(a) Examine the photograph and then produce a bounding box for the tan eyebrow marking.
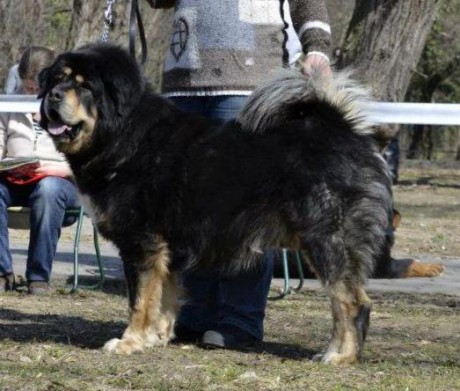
[75,74,85,84]
[62,66,72,76]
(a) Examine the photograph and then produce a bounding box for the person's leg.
[0,180,15,290]
[26,177,80,285]
[169,95,274,346]
[213,252,274,341]
[176,270,219,334]
[200,95,275,346]
[167,96,220,339]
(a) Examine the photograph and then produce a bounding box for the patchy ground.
[0,160,459,390]
[392,160,460,259]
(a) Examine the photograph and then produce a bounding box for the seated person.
[0,46,80,295]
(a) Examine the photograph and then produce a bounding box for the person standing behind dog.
[149,0,332,348]
[0,46,80,295]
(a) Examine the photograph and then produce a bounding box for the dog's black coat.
[39,43,393,281]
[39,43,393,361]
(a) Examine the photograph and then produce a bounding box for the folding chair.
[7,206,104,292]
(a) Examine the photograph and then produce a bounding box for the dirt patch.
[1,161,459,390]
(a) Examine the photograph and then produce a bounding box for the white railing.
[362,102,460,125]
[1,95,460,125]
[0,95,41,113]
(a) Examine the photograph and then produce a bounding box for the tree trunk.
[342,0,443,101]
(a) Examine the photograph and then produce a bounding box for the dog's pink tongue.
[48,122,71,136]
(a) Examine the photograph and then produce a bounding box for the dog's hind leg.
[318,281,371,365]
[302,242,371,365]
[103,238,180,355]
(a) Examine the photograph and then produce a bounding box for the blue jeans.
[169,95,274,341]
[0,176,80,282]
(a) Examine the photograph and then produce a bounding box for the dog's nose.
[48,86,65,103]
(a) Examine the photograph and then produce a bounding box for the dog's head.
[39,43,144,155]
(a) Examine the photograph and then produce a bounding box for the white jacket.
[0,112,69,169]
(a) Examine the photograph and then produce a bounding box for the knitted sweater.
[162,0,331,96]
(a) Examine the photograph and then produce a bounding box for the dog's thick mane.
[238,68,373,136]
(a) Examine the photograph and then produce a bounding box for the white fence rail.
[362,102,460,126]
[1,95,460,125]
[0,95,41,113]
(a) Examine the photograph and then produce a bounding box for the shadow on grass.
[172,339,317,361]
[255,341,316,360]
[0,306,318,361]
[0,307,125,349]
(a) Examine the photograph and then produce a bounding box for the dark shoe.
[172,323,203,343]
[200,325,259,349]
[0,273,15,292]
[28,281,51,295]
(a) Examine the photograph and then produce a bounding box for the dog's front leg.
[104,240,180,355]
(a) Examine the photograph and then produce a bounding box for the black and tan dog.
[39,43,394,365]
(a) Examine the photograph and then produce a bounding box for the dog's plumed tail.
[238,68,373,135]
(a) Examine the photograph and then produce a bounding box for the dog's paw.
[316,352,358,365]
[103,337,143,355]
[406,260,444,278]
[312,352,326,362]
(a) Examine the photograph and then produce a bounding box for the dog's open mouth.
[48,121,72,136]
[47,119,82,140]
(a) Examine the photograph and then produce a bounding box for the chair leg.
[292,251,305,292]
[268,249,305,300]
[70,209,105,293]
[91,225,105,290]
[70,208,85,293]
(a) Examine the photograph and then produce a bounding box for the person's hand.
[34,162,72,178]
[302,53,332,78]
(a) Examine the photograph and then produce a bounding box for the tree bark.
[342,0,444,101]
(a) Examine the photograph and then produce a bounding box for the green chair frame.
[268,249,305,300]
[7,206,105,293]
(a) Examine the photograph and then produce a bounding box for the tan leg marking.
[104,241,180,354]
[316,281,371,365]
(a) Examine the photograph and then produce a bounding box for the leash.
[129,0,148,67]
[102,0,148,67]
[102,0,115,43]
